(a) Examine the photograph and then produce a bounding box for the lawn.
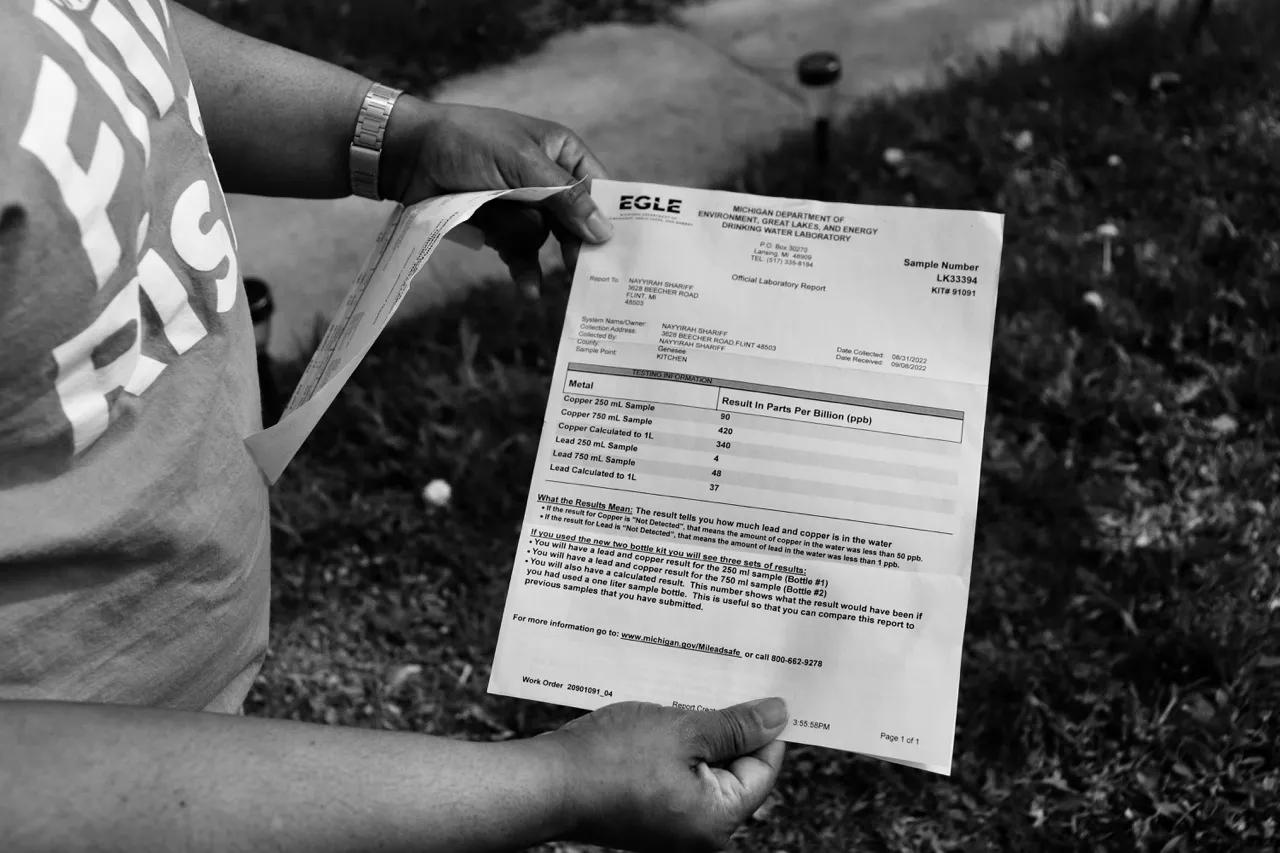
[184,0,697,91]
[249,1,1279,850]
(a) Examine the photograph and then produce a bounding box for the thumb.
[693,697,789,763]
[544,179,613,245]
[522,156,613,245]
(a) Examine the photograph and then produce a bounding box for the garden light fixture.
[244,277,282,425]
[1095,222,1120,277]
[796,50,842,170]
[796,50,842,199]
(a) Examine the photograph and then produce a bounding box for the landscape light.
[244,277,281,425]
[796,50,843,172]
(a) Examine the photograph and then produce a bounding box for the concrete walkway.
[230,0,1131,360]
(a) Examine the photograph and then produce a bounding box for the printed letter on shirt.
[19,57,124,289]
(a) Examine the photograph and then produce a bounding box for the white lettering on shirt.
[33,0,151,161]
[138,248,208,354]
[19,57,124,289]
[27,0,238,456]
[91,0,175,115]
[171,180,239,313]
[121,0,169,58]
[51,279,144,453]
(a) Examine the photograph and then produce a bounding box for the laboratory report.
[489,179,1005,774]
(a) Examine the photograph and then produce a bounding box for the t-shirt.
[0,0,270,713]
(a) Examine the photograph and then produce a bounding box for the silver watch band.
[349,82,404,200]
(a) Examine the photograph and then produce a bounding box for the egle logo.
[619,194,683,214]
[613,193,690,227]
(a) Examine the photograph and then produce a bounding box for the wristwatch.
[349,82,404,200]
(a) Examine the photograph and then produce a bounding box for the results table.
[548,363,966,535]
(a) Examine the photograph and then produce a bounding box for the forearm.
[174,4,419,199]
[1,700,570,853]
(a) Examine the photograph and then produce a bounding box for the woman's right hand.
[543,697,789,852]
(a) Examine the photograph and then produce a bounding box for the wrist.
[527,729,600,843]
[378,93,437,203]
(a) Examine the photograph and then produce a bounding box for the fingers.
[470,202,550,300]
[696,740,785,843]
[504,253,543,301]
[506,121,612,247]
[519,132,612,245]
[548,218,582,282]
[444,223,485,251]
[544,179,613,245]
[726,740,786,809]
[560,238,581,278]
[692,697,789,764]
[550,130,609,181]
[522,166,604,276]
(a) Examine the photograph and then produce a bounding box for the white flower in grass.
[422,478,453,508]
[1210,414,1238,437]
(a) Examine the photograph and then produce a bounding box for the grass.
[185,0,697,91]
[249,1,1279,849]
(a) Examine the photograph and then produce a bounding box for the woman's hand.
[542,698,789,852]
[382,100,615,296]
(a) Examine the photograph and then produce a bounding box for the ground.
[246,2,1278,850]
[184,0,698,90]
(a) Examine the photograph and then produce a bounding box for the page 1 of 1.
[488,180,1004,774]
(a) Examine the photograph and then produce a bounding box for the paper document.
[489,180,1004,773]
[244,186,568,483]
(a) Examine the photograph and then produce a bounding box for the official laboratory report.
[489,180,1005,774]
